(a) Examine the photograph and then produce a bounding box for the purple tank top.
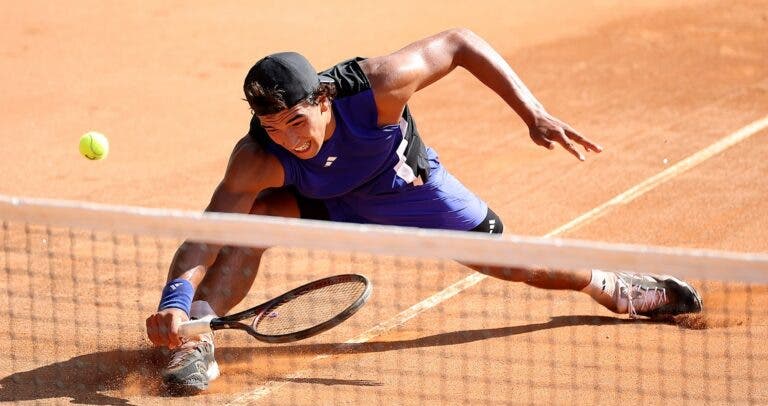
[266,89,417,199]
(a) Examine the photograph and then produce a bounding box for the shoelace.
[617,273,668,318]
[167,341,204,369]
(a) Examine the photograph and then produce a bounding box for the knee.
[470,207,504,234]
[218,245,264,261]
[249,199,272,216]
[249,187,301,217]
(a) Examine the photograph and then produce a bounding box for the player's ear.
[318,95,330,112]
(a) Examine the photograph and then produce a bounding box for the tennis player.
[145,28,702,393]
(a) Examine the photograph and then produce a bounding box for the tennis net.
[1,194,766,405]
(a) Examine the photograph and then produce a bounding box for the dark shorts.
[288,150,504,235]
[293,188,503,235]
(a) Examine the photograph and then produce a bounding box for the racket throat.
[179,315,216,337]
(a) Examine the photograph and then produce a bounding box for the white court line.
[228,114,768,405]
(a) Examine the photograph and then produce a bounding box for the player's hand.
[146,308,189,349]
[528,112,602,161]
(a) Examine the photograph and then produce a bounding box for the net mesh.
[1,196,767,405]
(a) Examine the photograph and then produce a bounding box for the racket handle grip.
[178,315,215,337]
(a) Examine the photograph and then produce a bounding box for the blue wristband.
[158,278,194,316]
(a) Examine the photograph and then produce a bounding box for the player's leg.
[351,147,701,318]
[464,205,702,317]
[457,207,596,297]
[194,186,328,316]
[470,261,702,317]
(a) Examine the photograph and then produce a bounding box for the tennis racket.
[178,274,372,343]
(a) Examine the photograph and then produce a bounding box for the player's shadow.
[238,314,651,358]
[0,348,166,405]
[0,315,649,404]
[272,377,383,386]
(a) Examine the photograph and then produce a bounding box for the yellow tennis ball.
[79,131,109,160]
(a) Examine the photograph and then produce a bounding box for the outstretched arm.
[360,28,602,160]
[146,138,284,348]
[168,139,284,287]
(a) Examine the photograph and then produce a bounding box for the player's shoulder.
[227,135,279,174]
[231,133,280,161]
[354,56,387,83]
[222,134,284,191]
[354,52,410,95]
[230,134,261,158]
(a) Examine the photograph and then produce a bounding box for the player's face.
[258,97,333,159]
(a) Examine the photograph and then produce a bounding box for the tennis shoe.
[161,333,219,394]
[613,272,703,318]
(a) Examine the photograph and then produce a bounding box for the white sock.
[190,300,217,319]
[581,269,617,301]
[189,300,217,343]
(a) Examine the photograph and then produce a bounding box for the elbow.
[444,27,476,47]
[443,28,479,66]
[446,27,476,39]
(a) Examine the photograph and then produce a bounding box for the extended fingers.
[549,128,586,161]
[531,122,602,161]
[565,126,603,153]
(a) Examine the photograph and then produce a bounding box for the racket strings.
[253,280,367,335]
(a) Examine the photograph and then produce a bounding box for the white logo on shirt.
[324,156,337,167]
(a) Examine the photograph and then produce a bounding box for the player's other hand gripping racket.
[179,274,372,343]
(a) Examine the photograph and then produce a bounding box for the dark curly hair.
[244,81,337,115]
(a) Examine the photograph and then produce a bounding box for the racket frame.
[179,274,372,343]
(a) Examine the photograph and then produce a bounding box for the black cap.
[244,52,331,115]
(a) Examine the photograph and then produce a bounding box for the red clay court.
[1,1,767,404]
